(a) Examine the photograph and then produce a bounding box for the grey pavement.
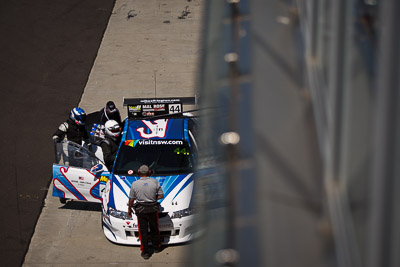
[80,0,203,114]
[23,0,203,266]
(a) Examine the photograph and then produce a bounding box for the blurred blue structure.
[189,0,400,267]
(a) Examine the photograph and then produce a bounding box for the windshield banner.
[124,139,184,147]
[126,118,185,140]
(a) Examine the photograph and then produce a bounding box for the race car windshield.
[113,140,194,175]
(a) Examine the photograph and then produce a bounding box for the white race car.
[52,98,198,245]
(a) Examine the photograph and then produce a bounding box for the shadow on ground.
[59,200,102,212]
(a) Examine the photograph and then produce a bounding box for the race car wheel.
[59,197,67,204]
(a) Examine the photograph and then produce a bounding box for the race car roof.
[124,118,187,140]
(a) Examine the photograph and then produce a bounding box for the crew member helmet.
[70,107,86,125]
[105,120,121,138]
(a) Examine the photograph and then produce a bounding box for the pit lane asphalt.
[0,1,115,266]
[19,0,203,266]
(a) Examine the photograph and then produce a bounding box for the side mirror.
[90,164,104,174]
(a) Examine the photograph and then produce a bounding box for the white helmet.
[105,120,121,138]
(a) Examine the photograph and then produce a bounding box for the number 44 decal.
[174,147,189,155]
[169,104,181,114]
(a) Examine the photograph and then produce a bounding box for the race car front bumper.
[102,211,195,245]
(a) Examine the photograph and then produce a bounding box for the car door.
[52,141,110,203]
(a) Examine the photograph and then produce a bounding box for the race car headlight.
[109,207,130,220]
[170,207,195,219]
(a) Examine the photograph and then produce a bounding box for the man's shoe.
[141,252,150,260]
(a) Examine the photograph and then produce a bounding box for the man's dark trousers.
[137,212,161,253]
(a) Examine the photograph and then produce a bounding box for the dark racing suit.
[52,118,90,167]
[100,136,120,171]
[86,108,122,129]
[98,107,122,125]
[53,118,89,145]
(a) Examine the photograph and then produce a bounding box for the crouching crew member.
[100,120,121,171]
[128,165,164,260]
[52,107,89,145]
[52,107,91,168]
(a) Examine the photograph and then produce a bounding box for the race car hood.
[105,173,193,213]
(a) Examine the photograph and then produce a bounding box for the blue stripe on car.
[184,118,189,142]
[172,175,193,201]
[102,220,117,240]
[161,175,187,197]
[112,174,189,201]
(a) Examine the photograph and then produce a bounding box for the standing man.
[128,165,164,260]
[100,101,122,125]
[86,101,122,129]
[86,101,122,145]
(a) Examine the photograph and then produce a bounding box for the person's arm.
[128,185,136,218]
[82,126,92,150]
[100,141,113,167]
[128,198,134,218]
[116,111,122,125]
[53,122,67,141]
[157,183,164,200]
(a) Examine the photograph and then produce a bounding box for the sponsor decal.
[100,176,109,182]
[71,177,91,187]
[142,111,154,116]
[141,99,180,104]
[124,139,183,146]
[125,222,138,228]
[137,119,168,138]
[154,104,165,111]
[142,104,153,110]
[135,139,184,145]
[125,140,138,147]
[128,105,141,112]
[142,104,166,111]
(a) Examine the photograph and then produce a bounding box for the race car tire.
[59,197,67,204]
